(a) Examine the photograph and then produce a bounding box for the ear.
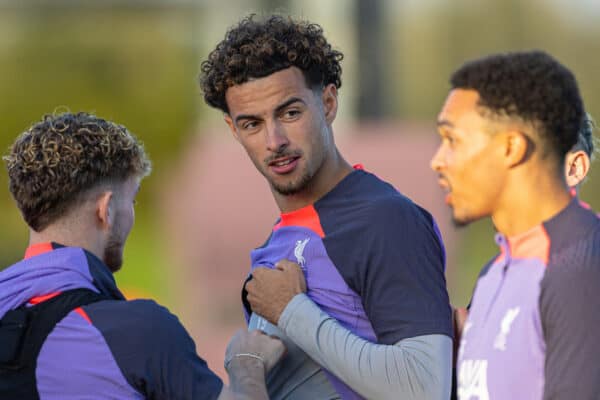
[321,84,338,125]
[96,190,114,231]
[502,130,529,168]
[565,150,590,188]
[224,113,241,143]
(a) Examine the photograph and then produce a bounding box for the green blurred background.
[1,0,598,312]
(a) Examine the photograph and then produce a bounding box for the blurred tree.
[259,0,291,13]
[355,0,386,120]
[0,5,202,300]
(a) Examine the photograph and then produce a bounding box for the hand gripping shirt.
[243,168,453,399]
[457,200,600,400]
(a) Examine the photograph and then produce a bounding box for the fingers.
[275,259,301,271]
[251,266,273,278]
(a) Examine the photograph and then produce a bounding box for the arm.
[217,358,267,400]
[89,300,284,400]
[279,293,452,400]
[247,261,451,400]
[218,329,286,400]
[247,199,453,399]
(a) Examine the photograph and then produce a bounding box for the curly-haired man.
[200,15,453,400]
[431,51,600,399]
[0,112,285,399]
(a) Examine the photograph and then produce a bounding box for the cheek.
[239,137,265,163]
[119,207,135,238]
[461,152,504,202]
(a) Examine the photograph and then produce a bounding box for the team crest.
[294,238,310,268]
[494,307,520,351]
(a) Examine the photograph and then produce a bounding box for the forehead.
[224,67,312,117]
[438,89,481,122]
[437,89,498,139]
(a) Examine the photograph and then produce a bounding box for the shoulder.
[85,299,191,349]
[543,222,600,283]
[84,299,223,398]
[330,170,434,230]
[540,222,600,320]
[478,253,502,279]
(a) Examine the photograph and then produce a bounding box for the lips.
[437,176,452,205]
[268,155,300,174]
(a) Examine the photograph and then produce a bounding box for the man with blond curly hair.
[200,15,453,400]
[0,112,285,399]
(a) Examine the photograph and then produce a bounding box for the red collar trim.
[24,242,55,260]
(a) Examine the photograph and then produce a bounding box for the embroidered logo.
[458,359,490,400]
[458,321,473,360]
[493,306,521,351]
[294,238,310,268]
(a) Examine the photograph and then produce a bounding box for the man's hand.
[219,329,285,400]
[225,329,286,374]
[246,259,307,325]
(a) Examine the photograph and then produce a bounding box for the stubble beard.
[104,226,124,273]
[270,165,314,196]
[263,149,317,196]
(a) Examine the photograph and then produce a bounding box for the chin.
[271,174,312,196]
[452,207,489,227]
[451,208,475,227]
[452,216,472,228]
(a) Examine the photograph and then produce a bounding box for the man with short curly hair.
[200,15,453,400]
[431,51,600,399]
[0,112,285,399]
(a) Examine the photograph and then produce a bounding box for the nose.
[265,121,289,153]
[430,145,445,172]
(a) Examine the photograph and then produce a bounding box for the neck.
[29,222,105,263]
[491,165,571,237]
[274,149,353,213]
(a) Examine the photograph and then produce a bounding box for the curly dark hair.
[3,112,152,232]
[450,50,584,159]
[199,14,344,113]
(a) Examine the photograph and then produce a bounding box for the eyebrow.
[274,97,306,114]
[234,97,306,125]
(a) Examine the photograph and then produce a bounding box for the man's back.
[0,244,223,399]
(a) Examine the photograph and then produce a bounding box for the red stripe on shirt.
[74,307,92,324]
[275,205,325,238]
[24,242,54,259]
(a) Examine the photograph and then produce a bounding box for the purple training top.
[458,200,600,399]
[0,243,222,399]
[244,168,453,399]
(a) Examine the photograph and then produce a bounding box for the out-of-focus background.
[1,0,598,379]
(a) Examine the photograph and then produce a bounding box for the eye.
[282,108,302,120]
[441,133,456,146]
[242,120,259,130]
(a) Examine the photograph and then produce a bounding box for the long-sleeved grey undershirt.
[279,294,452,400]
